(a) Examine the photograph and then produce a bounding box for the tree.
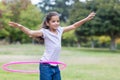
[69,0,95,47]
[62,30,78,47]
[1,0,43,43]
[37,0,74,22]
[1,0,32,43]
[69,0,120,50]
[0,2,11,39]
[96,0,120,50]
[19,4,43,43]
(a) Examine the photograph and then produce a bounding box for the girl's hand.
[9,22,22,28]
[85,12,96,21]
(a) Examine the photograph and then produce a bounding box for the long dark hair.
[42,11,60,29]
[35,11,60,43]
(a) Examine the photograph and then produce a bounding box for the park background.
[0,0,120,80]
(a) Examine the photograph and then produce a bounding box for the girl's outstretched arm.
[9,22,43,37]
[63,12,96,32]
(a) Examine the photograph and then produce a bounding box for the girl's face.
[47,15,60,30]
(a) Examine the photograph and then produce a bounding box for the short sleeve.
[39,28,45,38]
[58,26,64,34]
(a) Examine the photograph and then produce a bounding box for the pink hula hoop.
[2,61,67,74]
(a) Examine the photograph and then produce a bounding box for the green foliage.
[69,0,94,46]
[93,0,120,50]
[1,0,120,50]
[19,4,44,43]
[0,2,11,38]
[37,0,73,22]
[20,5,43,29]
[99,36,111,44]
[96,0,120,37]
[0,1,44,43]
[69,0,120,50]
[62,30,77,46]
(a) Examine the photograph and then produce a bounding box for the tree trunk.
[91,40,95,48]
[77,41,81,47]
[110,37,116,50]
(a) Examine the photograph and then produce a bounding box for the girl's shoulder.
[57,26,64,33]
[57,26,62,30]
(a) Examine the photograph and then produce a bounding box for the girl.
[9,11,96,80]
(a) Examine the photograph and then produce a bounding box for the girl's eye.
[57,20,60,22]
[51,20,59,23]
[52,21,55,22]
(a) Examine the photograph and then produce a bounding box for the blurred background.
[0,0,120,80]
[0,0,120,50]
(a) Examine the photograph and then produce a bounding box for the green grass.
[0,44,120,80]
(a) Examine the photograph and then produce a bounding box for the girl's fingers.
[9,22,18,27]
[89,12,96,18]
[86,12,96,21]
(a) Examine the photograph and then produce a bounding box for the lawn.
[0,44,120,80]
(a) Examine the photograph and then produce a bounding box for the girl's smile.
[47,15,60,31]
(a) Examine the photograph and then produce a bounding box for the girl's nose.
[55,22,59,25]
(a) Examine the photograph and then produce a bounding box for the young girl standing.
[9,11,95,80]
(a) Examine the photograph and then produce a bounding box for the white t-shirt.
[40,26,64,62]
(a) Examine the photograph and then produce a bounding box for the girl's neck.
[49,28,57,34]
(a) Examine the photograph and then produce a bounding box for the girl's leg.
[52,66,61,80]
[39,63,61,80]
[39,63,52,80]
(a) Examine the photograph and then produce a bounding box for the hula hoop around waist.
[2,61,67,74]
